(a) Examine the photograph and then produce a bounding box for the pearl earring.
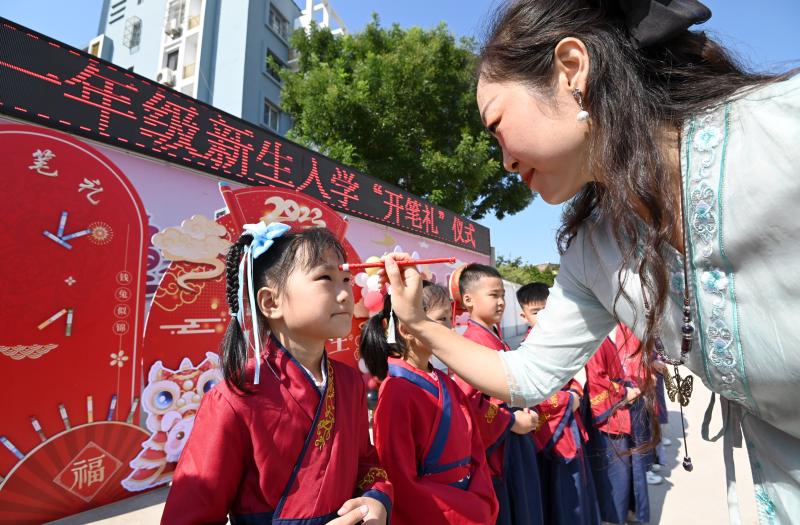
[572,88,589,122]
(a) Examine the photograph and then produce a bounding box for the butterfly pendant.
[664,366,693,407]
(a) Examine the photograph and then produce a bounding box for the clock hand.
[43,230,72,250]
[38,308,68,330]
[57,210,68,238]
[65,308,74,336]
[61,228,93,242]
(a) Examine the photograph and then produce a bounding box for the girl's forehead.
[295,243,345,271]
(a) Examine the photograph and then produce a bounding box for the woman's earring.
[572,88,590,122]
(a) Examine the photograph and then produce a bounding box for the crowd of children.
[161,223,673,525]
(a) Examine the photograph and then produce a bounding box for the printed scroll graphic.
[122,353,221,492]
[151,214,231,292]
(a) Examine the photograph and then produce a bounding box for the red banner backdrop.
[0,125,148,523]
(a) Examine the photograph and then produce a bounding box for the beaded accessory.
[651,163,696,472]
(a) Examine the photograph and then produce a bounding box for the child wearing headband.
[162,223,392,525]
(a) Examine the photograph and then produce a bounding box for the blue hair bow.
[243,221,291,260]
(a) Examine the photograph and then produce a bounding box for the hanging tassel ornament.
[386,311,397,345]
[665,364,695,471]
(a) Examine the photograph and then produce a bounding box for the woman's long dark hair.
[360,282,450,379]
[478,0,795,447]
[222,227,346,393]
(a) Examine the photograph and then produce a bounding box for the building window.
[268,4,290,41]
[263,99,281,132]
[123,16,142,51]
[265,50,284,82]
[166,0,185,23]
[166,50,179,70]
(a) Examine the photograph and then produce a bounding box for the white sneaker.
[646,471,664,485]
[661,437,673,446]
[650,463,662,473]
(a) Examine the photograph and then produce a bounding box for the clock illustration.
[0,123,149,523]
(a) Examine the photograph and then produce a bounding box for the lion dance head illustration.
[122,352,222,491]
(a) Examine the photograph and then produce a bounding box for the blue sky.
[2,0,797,263]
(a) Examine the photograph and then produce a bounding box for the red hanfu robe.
[161,335,393,525]
[533,379,588,459]
[456,320,515,477]
[373,358,498,525]
[585,334,631,435]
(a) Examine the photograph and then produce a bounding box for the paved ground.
[644,378,757,524]
[48,369,758,525]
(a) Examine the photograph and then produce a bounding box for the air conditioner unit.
[165,18,182,38]
[156,68,176,86]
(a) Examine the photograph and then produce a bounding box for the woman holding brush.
[380,0,800,522]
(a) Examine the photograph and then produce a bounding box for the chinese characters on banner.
[0,17,489,254]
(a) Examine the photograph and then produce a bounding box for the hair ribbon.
[235,221,290,384]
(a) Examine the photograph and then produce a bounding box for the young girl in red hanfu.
[361,282,498,525]
[162,223,392,525]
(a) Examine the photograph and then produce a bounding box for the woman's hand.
[380,253,427,329]
[332,496,387,524]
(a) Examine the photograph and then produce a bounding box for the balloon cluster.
[353,256,387,315]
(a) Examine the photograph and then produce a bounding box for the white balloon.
[366,274,382,292]
[354,272,369,288]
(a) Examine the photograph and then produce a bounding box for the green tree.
[278,16,533,220]
[495,255,558,287]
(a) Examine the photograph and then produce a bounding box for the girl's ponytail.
[359,294,403,380]
[221,234,254,393]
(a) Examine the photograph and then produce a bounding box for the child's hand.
[511,408,538,434]
[626,387,642,404]
[571,393,581,412]
[332,496,387,525]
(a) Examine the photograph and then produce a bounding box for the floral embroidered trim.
[754,487,777,525]
[485,403,498,424]
[590,391,609,406]
[358,467,389,490]
[685,107,750,407]
[314,359,335,449]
